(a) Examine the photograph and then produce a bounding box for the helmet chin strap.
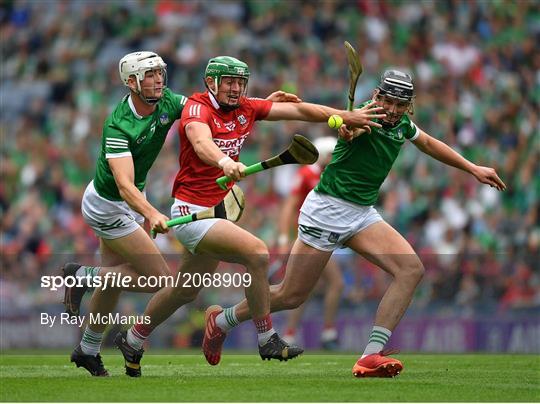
[382,120,399,128]
[382,114,402,126]
[137,92,160,105]
[208,82,241,111]
[219,101,241,112]
[135,80,160,105]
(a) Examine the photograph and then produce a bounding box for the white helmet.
[119,51,167,88]
[313,136,336,161]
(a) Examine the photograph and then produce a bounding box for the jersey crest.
[160,113,170,125]
[237,114,247,126]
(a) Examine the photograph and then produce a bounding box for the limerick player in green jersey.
[64,51,188,377]
[64,52,310,378]
[204,69,506,378]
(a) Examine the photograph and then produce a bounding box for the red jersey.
[173,91,272,206]
[291,164,322,212]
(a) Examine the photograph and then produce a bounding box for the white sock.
[80,327,103,356]
[126,328,145,350]
[361,326,392,358]
[215,306,240,332]
[257,328,276,346]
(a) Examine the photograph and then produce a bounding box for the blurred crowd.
[1,0,539,322]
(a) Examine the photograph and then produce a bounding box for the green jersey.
[94,88,187,201]
[316,101,419,206]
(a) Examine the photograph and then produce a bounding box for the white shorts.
[170,198,221,254]
[298,190,383,251]
[81,181,144,240]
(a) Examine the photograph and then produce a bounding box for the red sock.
[253,314,273,334]
[132,322,153,339]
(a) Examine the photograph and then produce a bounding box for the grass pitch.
[1,350,538,402]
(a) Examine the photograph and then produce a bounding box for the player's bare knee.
[152,264,170,278]
[397,258,425,285]
[285,294,306,310]
[171,286,200,304]
[242,240,269,271]
[281,290,307,310]
[145,285,163,293]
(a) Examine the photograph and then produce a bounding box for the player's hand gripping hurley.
[151,185,245,238]
[216,134,319,190]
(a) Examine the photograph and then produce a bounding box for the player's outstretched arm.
[265,100,385,128]
[412,130,506,191]
[468,165,507,191]
[266,90,302,103]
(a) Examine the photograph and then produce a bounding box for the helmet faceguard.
[119,51,167,105]
[375,69,415,125]
[205,56,250,111]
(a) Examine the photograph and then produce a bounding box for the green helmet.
[205,56,250,86]
[205,56,250,108]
